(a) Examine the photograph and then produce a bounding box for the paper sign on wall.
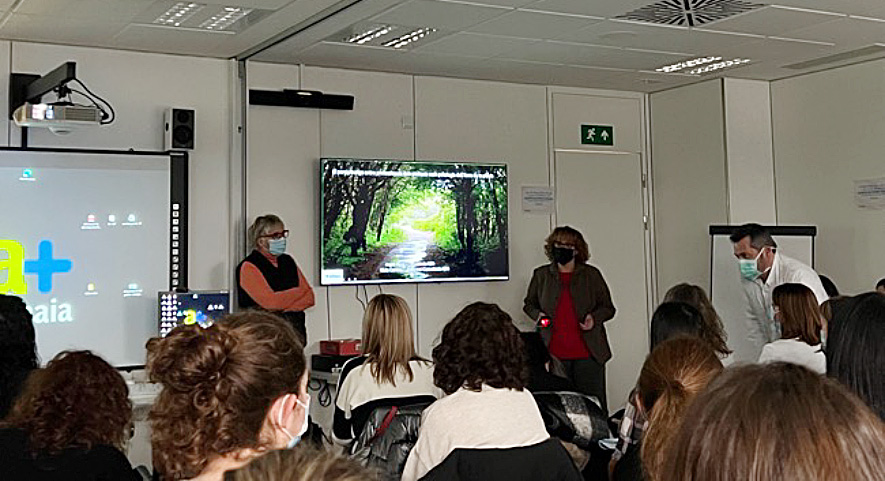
[522,186,554,214]
[854,178,885,210]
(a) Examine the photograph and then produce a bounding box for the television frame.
[319,158,510,286]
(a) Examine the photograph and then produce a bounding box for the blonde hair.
[639,337,723,481]
[247,215,284,250]
[362,294,420,386]
[224,446,378,481]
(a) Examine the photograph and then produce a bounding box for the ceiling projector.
[13,102,102,134]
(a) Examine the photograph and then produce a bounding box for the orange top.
[238,255,315,312]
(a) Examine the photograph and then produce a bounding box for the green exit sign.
[581,125,614,146]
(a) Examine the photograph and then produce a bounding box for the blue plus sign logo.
[23,241,73,293]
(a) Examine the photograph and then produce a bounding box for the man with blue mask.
[237,214,315,343]
[730,223,828,359]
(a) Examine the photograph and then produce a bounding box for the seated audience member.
[0,350,140,480]
[665,363,885,480]
[827,292,885,420]
[611,301,704,468]
[877,278,885,294]
[521,331,575,393]
[0,294,38,420]
[612,338,723,481]
[662,284,731,358]
[224,446,378,481]
[333,294,437,445]
[402,302,581,481]
[758,283,825,374]
[148,311,309,481]
[819,274,840,298]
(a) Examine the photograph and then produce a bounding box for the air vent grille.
[616,0,765,27]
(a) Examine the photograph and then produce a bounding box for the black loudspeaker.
[164,108,195,150]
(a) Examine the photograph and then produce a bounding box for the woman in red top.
[524,226,616,411]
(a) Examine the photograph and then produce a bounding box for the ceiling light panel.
[137,2,271,33]
[655,56,722,72]
[688,57,751,74]
[329,23,443,50]
[154,2,206,27]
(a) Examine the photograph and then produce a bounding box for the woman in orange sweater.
[237,214,315,343]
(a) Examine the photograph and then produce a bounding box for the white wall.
[771,59,885,294]
[7,42,233,290]
[650,80,728,293]
[723,78,777,224]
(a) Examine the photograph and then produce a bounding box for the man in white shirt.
[730,224,828,358]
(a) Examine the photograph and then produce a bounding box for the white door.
[555,151,650,408]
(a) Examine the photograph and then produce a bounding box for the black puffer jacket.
[350,402,432,481]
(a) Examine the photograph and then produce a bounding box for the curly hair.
[0,295,39,417]
[148,310,306,480]
[432,302,527,395]
[5,350,131,455]
[544,226,590,264]
[224,446,378,481]
[663,284,731,356]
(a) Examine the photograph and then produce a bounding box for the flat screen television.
[320,159,508,285]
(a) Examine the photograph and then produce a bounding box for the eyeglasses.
[262,230,289,240]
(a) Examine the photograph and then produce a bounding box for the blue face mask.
[738,248,766,281]
[267,238,287,256]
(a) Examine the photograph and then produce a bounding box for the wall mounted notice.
[522,185,554,214]
[854,177,885,210]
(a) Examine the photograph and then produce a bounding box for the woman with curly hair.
[0,294,39,420]
[0,350,139,480]
[148,310,308,481]
[402,302,581,481]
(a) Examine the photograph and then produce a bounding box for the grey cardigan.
[523,262,616,363]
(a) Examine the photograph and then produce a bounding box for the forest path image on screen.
[321,160,508,284]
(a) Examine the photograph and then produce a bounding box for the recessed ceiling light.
[688,58,751,75]
[655,56,722,73]
[199,6,253,31]
[344,25,397,44]
[382,27,437,49]
[153,2,205,26]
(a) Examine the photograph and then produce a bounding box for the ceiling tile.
[778,16,885,46]
[15,0,151,19]
[702,5,843,36]
[593,48,690,70]
[714,36,838,64]
[769,0,885,19]
[495,40,615,65]
[455,0,536,9]
[371,0,509,31]
[111,23,226,56]
[559,19,760,55]
[414,32,539,57]
[200,0,294,8]
[521,0,652,19]
[468,10,600,39]
[0,14,128,45]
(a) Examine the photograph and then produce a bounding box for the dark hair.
[728,223,777,250]
[819,275,840,298]
[665,363,885,481]
[5,350,132,455]
[225,446,378,481]
[650,302,703,350]
[877,278,885,290]
[433,302,527,395]
[663,284,731,356]
[638,338,723,481]
[0,294,38,419]
[148,311,307,480]
[827,293,885,420]
[772,283,822,345]
[521,331,551,369]
[544,226,590,264]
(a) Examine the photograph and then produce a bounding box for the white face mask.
[277,394,310,449]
